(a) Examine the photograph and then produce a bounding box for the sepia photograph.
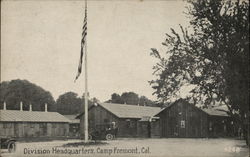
[0,0,249,157]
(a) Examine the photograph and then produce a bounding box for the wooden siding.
[207,116,231,137]
[69,123,80,137]
[137,121,149,137]
[151,120,160,137]
[80,105,157,138]
[80,105,119,137]
[159,100,208,138]
[0,122,69,138]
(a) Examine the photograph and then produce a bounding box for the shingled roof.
[0,110,70,123]
[201,108,229,117]
[63,114,80,124]
[99,103,161,119]
[76,103,161,119]
[155,99,229,117]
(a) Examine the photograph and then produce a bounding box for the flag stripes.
[75,8,87,82]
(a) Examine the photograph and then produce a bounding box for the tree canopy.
[56,92,96,115]
[106,92,155,106]
[56,92,82,115]
[0,79,56,111]
[150,0,249,143]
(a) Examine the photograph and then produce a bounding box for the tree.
[138,96,154,107]
[107,92,155,106]
[121,92,139,105]
[110,93,123,104]
[56,92,82,115]
[0,79,56,111]
[150,0,249,144]
[56,92,96,115]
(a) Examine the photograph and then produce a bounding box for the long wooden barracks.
[77,103,162,138]
[1,99,231,139]
[0,102,70,139]
[77,99,231,138]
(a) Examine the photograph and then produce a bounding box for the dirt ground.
[1,138,249,157]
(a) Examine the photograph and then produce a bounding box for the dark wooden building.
[77,103,161,138]
[155,99,231,138]
[0,104,70,139]
[63,114,80,137]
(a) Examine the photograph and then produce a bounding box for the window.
[126,119,131,128]
[30,123,35,128]
[52,123,56,128]
[104,119,109,123]
[39,123,46,128]
[130,121,136,128]
[209,121,213,131]
[180,120,185,128]
[126,119,135,128]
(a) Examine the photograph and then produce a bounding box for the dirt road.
[1,138,248,157]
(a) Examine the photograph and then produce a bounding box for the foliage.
[109,93,123,104]
[56,92,82,115]
[107,92,155,106]
[120,92,140,105]
[0,79,56,111]
[150,0,249,144]
[56,92,95,115]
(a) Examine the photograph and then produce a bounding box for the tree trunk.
[243,124,249,145]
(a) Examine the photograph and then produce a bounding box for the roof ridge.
[97,102,161,119]
[0,109,70,123]
[101,102,161,108]
[0,110,59,113]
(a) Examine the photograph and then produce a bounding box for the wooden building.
[155,99,231,138]
[77,103,161,138]
[0,103,70,139]
[63,114,80,137]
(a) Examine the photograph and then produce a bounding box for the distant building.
[77,103,161,138]
[63,115,80,137]
[155,99,232,138]
[0,102,70,139]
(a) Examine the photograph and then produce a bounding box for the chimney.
[29,104,32,111]
[45,103,47,112]
[20,101,23,111]
[3,102,7,110]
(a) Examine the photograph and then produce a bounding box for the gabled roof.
[201,108,229,117]
[76,103,161,119]
[99,103,161,119]
[63,115,80,124]
[0,110,70,123]
[155,99,229,117]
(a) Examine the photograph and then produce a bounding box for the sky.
[1,0,190,102]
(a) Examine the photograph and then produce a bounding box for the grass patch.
[62,141,108,147]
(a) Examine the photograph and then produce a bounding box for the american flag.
[75,7,87,82]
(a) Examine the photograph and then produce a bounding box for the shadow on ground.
[62,141,108,147]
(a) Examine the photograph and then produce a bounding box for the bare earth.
[1,138,249,157]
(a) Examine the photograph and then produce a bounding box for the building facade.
[155,99,232,138]
[63,115,80,137]
[77,103,161,138]
[0,103,70,139]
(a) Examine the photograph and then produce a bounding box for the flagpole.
[84,0,88,143]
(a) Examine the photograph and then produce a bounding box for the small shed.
[155,99,231,138]
[77,103,161,138]
[0,107,70,138]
